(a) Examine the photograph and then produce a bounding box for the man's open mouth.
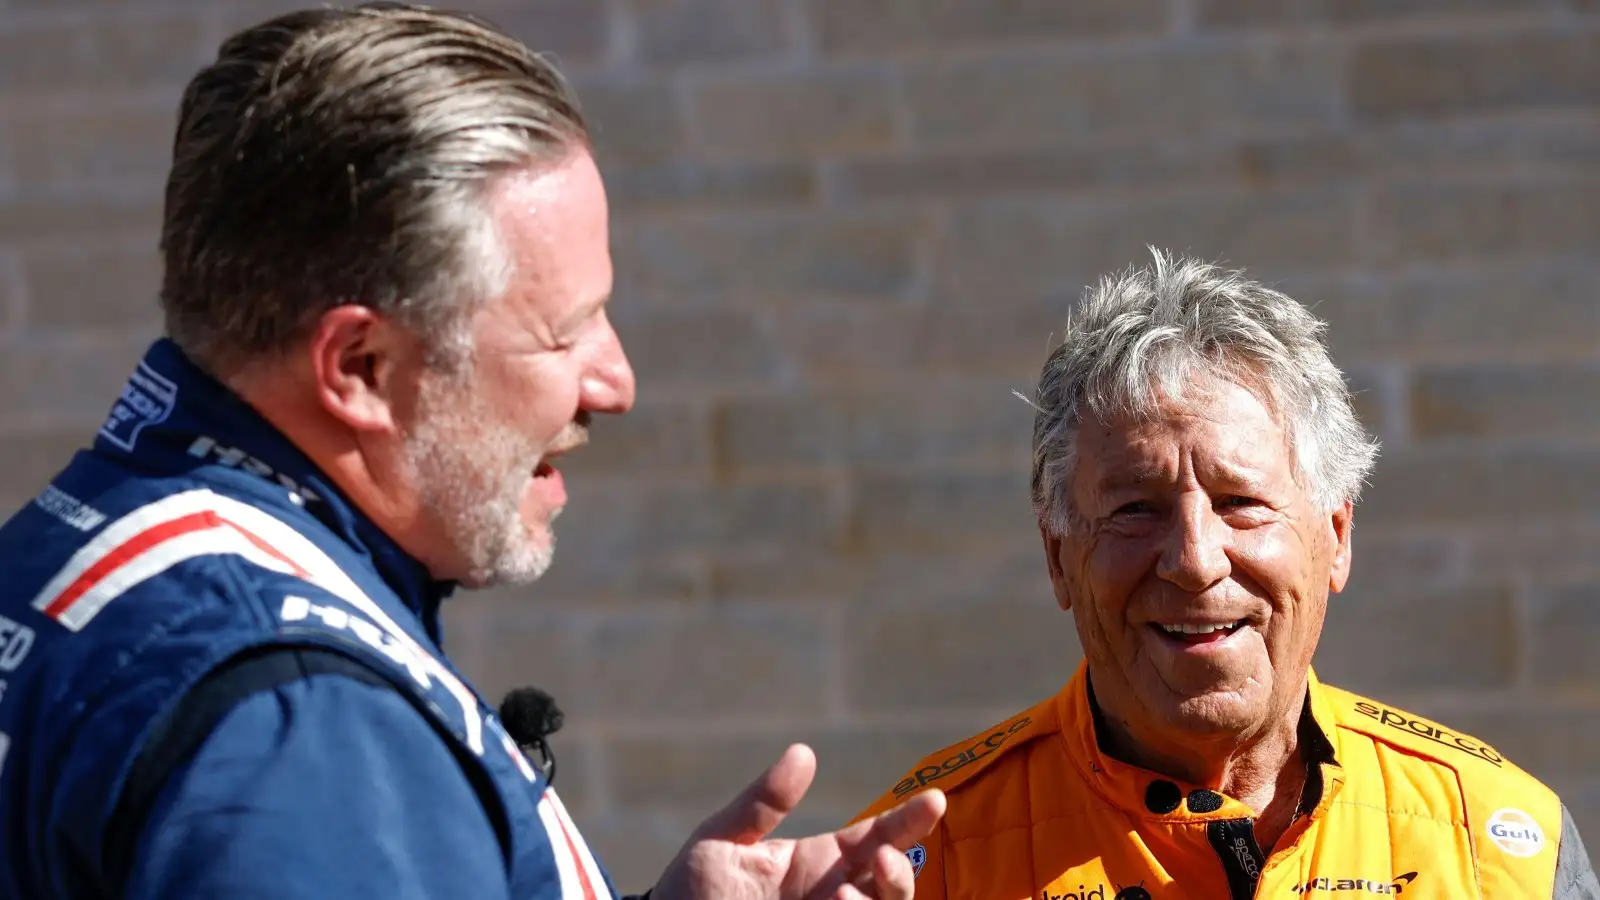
[1153,621,1245,645]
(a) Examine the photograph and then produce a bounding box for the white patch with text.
[1486,807,1546,858]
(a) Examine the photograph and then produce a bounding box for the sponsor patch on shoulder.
[906,843,926,877]
[1486,807,1546,858]
[99,361,177,451]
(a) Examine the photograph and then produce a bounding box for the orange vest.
[851,664,1562,899]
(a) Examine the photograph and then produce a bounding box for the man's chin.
[455,526,555,590]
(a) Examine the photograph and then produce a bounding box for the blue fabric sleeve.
[121,673,511,900]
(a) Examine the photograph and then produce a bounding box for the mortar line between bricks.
[1169,0,1197,36]
[1205,11,1593,43]
[559,709,1040,740]
[823,600,848,725]
[1510,581,1535,692]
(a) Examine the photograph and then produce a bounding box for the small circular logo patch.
[1486,807,1546,858]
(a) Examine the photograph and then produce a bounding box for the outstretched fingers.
[694,744,819,845]
[837,789,947,861]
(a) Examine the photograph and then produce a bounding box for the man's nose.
[581,317,636,415]
[1155,494,1230,593]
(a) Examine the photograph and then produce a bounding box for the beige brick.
[0,333,155,427]
[710,544,859,602]
[1342,366,1390,445]
[853,468,1036,552]
[1411,364,1600,442]
[1199,0,1558,27]
[562,478,849,563]
[687,67,899,161]
[627,0,792,66]
[449,607,599,721]
[1361,448,1600,528]
[909,291,1075,380]
[715,542,1050,607]
[613,211,929,303]
[903,42,1340,149]
[465,0,614,67]
[607,723,977,819]
[571,77,686,163]
[772,303,920,383]
[0,195,161,250]
[613,307,782,388]
[1526,584,1600,692]
[1462,520,1600,585]
[586,606,832,720]
[1314,265,1600,365]
[577,814,694,894]
[215,0,613,66]
[831,119,1600,205]
[608,733,796,813]
[1352,31,1600,122]
[1313,586,1515,695]
[0,428,98,513]
[0,13,211,93]
[486,478,850,603]
[843,592,1079,715]
[4,100,176,190]
[1368,179,1600,267]
[1445,701,1600,778]
[607,161,817,214]
[827,143,1238,205]
[555,398,712,480]
[22,244,163,331]
[1343,527,1463,594]
[808,0,1169,57]
[0,256,21,331]
[852,543,1053,606]
[1355,118,1600,179]
[932,190,1358,301]
[712,380,1032,475]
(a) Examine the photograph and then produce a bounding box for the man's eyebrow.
[1095,467,1169,492]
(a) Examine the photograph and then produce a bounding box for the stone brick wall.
[3,0,1599,887]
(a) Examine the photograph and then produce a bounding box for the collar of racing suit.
[1057,661,1346,831]
[96,339,457,641]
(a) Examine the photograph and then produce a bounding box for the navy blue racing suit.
[0,339,620,900]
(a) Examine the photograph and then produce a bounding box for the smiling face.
[395,149,635,588]
[1042,371,1352,749]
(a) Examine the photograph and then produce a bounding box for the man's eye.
[1113,501,1154,517]
[1218,495,1261,509]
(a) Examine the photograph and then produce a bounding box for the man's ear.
[1040,521,1073,612]
[1327,500,1354,594]
[307,305,411,434]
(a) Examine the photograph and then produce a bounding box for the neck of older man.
[1095,675,1311,852]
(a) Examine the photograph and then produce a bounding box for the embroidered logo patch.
[99,361,177,451]
[905,843,926,877]
[1486,807,1546,858]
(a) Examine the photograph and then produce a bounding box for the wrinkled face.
[401,149,634,588]
[1043,372,1352,746]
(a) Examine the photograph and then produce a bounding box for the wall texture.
[3,0,1600,889]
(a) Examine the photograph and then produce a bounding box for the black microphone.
[498,686,563,784]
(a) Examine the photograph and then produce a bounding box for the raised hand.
[650,744,946,900]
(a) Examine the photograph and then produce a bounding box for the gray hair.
[1029,249,1379,535]
[159,3,589,375]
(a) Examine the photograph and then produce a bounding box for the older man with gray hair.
[852,251,1596,899]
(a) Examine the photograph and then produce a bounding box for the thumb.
[693,743,816,845]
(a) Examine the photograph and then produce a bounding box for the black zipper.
[1207,818,1266,900]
